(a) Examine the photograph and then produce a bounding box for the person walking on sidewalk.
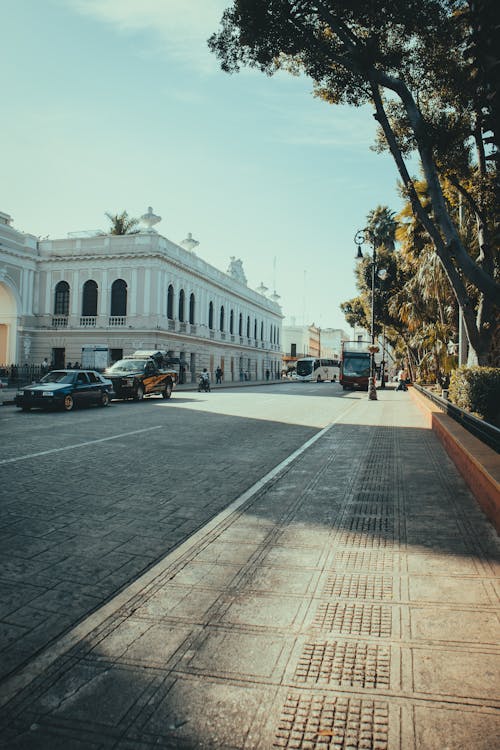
[396,368,408,391]
[215,366,223,384]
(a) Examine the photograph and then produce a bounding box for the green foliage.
[448,366,500,425]
[209,0,500,364]
[105,211,140,235]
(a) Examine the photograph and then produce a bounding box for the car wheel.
[134,384,144,401]
[100,391,110,407]
[162,382,172,399]
[63,394,74,411]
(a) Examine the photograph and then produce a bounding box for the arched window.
[254,318,257,339]
[260,321,264,341]
[189,293,195,324]
[179,289,185,322]
[54,281,70,315]
[208,301,214,329]
[229,309,234,334]
[246,315,250,338]
[167,285,174,319]
[82,280,98,316]
[219,305,225,332]
[111,279,127,316]
[239,313,243,336]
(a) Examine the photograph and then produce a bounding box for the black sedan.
[15,370,114,412]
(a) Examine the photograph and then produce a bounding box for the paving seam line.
[0,398,360,708]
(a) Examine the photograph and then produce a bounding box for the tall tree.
[209,0,500,364]
[105,211,140,235]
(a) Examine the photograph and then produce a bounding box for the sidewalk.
[1,390,499,748]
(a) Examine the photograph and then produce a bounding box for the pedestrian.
[215,366,223,384]
[73,361,80,369]
[66,362,72,369]
[41,357,49,373]
[265,369,270,381]
[396,368,408,391]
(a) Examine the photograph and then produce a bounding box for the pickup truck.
[104,350,178,400]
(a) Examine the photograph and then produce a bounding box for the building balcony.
[109,316,126,327]
[80,316,97,327]
[52,316,68,328]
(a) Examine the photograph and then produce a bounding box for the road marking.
[0,399,358,705]
[0,426,162,465]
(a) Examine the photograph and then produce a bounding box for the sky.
[2,0,408,331]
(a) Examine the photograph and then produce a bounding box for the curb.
[409,386,500,533]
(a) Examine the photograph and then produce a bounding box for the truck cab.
[105,350,177,400]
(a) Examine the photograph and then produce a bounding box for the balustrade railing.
[80,316,97,327]
[108,316,126,327]
[52,316,68,328]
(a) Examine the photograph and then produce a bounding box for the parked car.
[0,369,8,389]
[14,370,114,412]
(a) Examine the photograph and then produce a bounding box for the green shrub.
[448,366,500,425]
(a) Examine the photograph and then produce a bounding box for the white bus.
[294,357,340,382]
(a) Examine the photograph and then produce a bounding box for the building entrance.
[0,282,18,364]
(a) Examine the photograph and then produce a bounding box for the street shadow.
[2,412,498,750]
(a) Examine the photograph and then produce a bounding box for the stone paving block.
[407,575,494,604]
[404,552,481,577]
[21,660,158,729]
[168,561,242,589]
[260,545,326,569]
[244,566,320,596]
[130,584,221,621]
[183,628,289,680]
[220,593,308,631]
[88,617,195,669]
[409,606,499,643]
[192,540,257,565]
[126,676,274,749]
[412,705,500,750]
[410,648,500,701]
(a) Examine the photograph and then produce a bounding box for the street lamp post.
[354,230,387,401]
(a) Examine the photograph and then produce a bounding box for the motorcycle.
[198,377,210,393]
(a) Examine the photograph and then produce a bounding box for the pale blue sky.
[2,0,407,330]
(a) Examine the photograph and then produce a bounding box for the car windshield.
[40,371,76,384]
[107,359,147,372]
[296,360,314,376]
[343,356,370,377]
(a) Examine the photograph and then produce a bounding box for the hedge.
[448,366,500,425]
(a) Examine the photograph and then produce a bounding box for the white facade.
[0,211,283,381]
[319,328,348,359]
[282,323,320,359]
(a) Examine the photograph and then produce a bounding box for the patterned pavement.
[0,391,499,748]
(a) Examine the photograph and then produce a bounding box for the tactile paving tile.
[293,641,391,689]
[331,551,395,572]
[344,503,395,516]
[333,532,396,549]
[311,602,392,637]
[347,517,394,534]
[321,573,393,600]
[273,693,389,749]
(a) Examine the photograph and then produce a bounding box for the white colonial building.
[0,209,283,381]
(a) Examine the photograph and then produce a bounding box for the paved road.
[0,381,352,681]
[1,384,499,749]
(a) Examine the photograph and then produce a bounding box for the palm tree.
[366,206,397,251]
[105,211,140,235]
